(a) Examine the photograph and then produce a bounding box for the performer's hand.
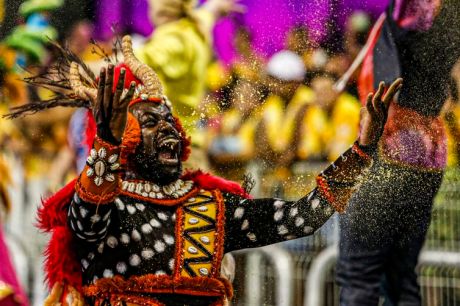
[93,65,136,144]
[358,78,403,147]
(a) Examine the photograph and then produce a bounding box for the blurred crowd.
[0,1,378,195]
[1,0,460,305]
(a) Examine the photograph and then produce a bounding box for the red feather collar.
[37,170,249,290]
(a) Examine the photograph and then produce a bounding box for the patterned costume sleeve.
[224,142,373,252]
[75,136,121,204]
[70,136,122,242]
[68,193,113,243]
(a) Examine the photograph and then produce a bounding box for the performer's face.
[129,102,182,184]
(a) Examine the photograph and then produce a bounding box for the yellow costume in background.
[258,85,314,154]
[297,92,361,161]
[137,9,214,146]
[207,108,262,160]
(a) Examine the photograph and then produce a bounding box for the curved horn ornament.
[69,62,97,103]
[122,35,164,98]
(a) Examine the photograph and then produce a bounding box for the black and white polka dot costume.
[69,187,335,284]
[66,140,372,305]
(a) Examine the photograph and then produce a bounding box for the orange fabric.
[76,136,121,204]
[173,206,185,278]
[120,113,142,166]
[83,274,232,305]
[316,176,336,208]
[351,142,371,160]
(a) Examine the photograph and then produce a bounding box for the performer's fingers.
[372,81,385,114]
[44,283,64,306]
[104,64,115,117]
[383,78,403,108]
[121,81,136,107]
[95,68,106,120]
[113,68,126,110]
[366,93,376,116]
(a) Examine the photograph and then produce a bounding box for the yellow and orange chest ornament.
[119,180,226,279]
[82,182,232,305]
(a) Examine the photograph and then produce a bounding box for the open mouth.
[157,137,180,166]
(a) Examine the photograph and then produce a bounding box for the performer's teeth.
[122,181,129,190]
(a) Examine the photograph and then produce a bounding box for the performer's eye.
[166,115,175,124]
[140,115,158,127]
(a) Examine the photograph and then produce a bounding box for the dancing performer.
[336,0,460,305]
[6,36,401,306]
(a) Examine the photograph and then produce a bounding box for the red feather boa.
[37,171,249,290]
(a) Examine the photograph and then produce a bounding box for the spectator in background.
[206,76,266,180]
[255,50,314,170]
[286,25,328,72]
[344,11,371,61]
[340,11,372,98]
[232,26,266,83]
[136,0,244,169]
[295,72,361,163]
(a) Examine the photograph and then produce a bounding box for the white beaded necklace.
[121,179,194,199]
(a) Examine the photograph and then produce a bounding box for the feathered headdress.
[5,35,191,161]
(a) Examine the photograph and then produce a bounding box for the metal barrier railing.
[231,166,460,306]
[304,246,460,306]
[234,245,294,306]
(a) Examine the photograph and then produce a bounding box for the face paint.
[129,102,183,184]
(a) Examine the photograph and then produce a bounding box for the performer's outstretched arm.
[224,79,403,252]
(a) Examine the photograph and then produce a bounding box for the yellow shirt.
[297,93,361,161]
[137,10,214,146]
[206,108,262,160]
[258,85,315,153]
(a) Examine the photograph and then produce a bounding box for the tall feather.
[3,40,98,119]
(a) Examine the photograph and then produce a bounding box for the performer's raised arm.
[224,79,403,252]
[69,64,136,241]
